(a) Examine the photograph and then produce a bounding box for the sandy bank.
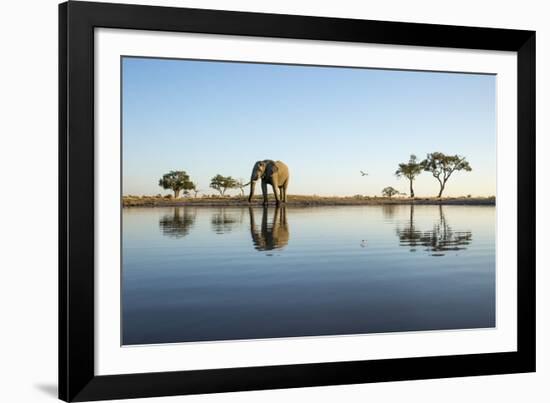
[123,195,495,207]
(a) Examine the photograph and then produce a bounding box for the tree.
[395,154,423,198]
[382,186,400,199]
[158,170,195,198]
[421,152,472,198]
[191,185,200,198]
[210,174,238,196]
[235,178,248,196]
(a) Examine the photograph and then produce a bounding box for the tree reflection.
[211,208,242,234]
[158,207,196,238]
[396,205,472,256]
[395,205,422,252]
[249,206,290,251]
[382,204,397,220]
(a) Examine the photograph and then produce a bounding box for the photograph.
[121,56,497,345]
[49,1,539,401]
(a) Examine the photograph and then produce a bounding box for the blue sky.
[122,57,496,197]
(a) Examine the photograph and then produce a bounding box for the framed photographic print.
[59,1,535,401]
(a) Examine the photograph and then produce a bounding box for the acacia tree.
[158,170,195,198]
[395,154,423,198]
[210,174,238,196]
[191,185,200,198]
[421,152,472,197]
[235,178,248,196]
[382,186,400,199]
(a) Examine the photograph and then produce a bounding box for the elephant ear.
[265,161,279,176]
[250,161,260,177]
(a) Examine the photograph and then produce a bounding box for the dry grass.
[122,194,495,207]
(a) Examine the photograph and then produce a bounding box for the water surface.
[122,205,495,345]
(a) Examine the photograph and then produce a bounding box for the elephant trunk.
[248,180,256,202]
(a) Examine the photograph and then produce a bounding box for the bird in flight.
[360,171,369,176]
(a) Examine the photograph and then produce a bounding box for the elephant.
[248,160,290,205]
[249,206,289,251]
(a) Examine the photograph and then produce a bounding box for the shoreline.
[123,196,495,207]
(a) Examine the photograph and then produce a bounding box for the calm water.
[122,205,495,345]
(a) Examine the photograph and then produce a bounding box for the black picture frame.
[59,1,536,401]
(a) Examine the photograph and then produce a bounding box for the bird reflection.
[211,208,242,234]
[159,207,196,238]
[249,206,290,251]
[396,205,472,256]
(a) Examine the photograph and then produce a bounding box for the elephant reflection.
[396,205,472,256]
[159,207,196,238]
[211,208,243,234]
[249,206,290,251]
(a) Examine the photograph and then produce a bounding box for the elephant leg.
[279,186,284,202]
[271,180,280,205]
[282,180,289,202]
[271,184,280,204]
[261,180,268,205]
